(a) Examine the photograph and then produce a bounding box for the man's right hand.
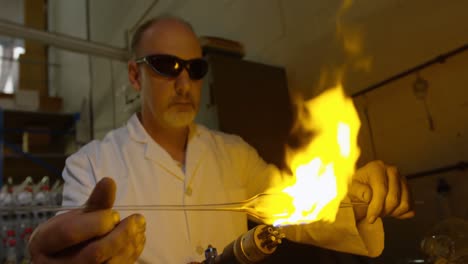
[28,177,146,264]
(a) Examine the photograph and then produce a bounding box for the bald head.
[127,16,204,132]
[130,16,199,59]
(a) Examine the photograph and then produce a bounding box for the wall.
[88,0,157,139]
[47,0,145,139]
[356,51,468,172]
[73,0,468,138]
[47,0,90,114]
[355,45,468,263]
[0,0,23,24]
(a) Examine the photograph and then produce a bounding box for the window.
[0,41,25,94]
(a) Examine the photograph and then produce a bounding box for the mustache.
[168,95,195,108]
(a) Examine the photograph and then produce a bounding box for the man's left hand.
[348,160,415,224]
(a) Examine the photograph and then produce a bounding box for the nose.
[174,68,192,95]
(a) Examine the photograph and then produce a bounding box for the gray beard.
[163,110,196,128]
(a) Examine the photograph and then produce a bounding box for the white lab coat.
[62,113,383,263]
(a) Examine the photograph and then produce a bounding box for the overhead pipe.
[0,19,129,61]
[406,161,467,180]
[352,43,468,98]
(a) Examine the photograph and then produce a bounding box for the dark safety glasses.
[135,54,209,80]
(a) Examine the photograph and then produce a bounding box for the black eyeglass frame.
[135,54,208,80]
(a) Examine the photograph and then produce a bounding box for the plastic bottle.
[3,238,17,264]
[50,180,63,206]
[0,184,7,204]
[14,177,34,262]
[15,177,33,207]
[33,176,51,227]
[1,178,16,263]
[19,227,32,264]
[1,178,16,207]
[0,187,11,262]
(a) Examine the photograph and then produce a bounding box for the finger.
[383,166,401,216]
[47,214,146,264]
[87,214,146,264]
[348,181,372,222]
[133,235,146,261]
[85,177,117,211]
[395,210,416,219]
[348,180,372,203]
[366,163,388,224]
[391,176,413,217]
[106,235,146,264]
[32,209,120,254]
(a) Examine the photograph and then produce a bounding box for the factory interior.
[0,0,467,263]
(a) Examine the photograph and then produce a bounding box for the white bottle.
[4,238,17,264]
[1,178,16,207]
[50,180,63,206]
[33,176,51,227]
[19,226,33,264]
[1,179,16,262]
[15,177,33,207]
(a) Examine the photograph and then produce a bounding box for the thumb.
[84,177,116,211]
[348,181,372,203]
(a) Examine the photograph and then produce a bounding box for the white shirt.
[62,114,384,263]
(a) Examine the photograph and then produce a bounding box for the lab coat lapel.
[144,140,185,181]
[127,113,185,181]
[184,124,209,190]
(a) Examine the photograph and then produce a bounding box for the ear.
[128,61,142,92]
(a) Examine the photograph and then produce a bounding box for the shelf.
[3,155,67,184]
[0,108,77,186]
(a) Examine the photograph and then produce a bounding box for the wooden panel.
[209,55,293,169]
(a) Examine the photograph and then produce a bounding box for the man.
[28,16,414,263]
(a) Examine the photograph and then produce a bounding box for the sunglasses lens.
[187,59,209,80]
[147,55,181,77]
[143,55,208,80]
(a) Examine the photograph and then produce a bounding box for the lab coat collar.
[126,113,207,182]
[127,113,147,143]
[127,113,201,144]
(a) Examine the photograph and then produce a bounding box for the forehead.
[139,20,202,60]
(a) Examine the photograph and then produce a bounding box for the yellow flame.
[335,0,373,72]
[249,0,366,227]
[338,122,351,157]
[270,84,361,226]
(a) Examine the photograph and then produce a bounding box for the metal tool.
[202,224,286,264]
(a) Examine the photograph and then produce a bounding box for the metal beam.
[352,43,468,98]
[406,161,467,180]
[0,19,129,61]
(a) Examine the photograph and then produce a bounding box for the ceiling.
[4,0,468,96]
[99,0,468,97]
